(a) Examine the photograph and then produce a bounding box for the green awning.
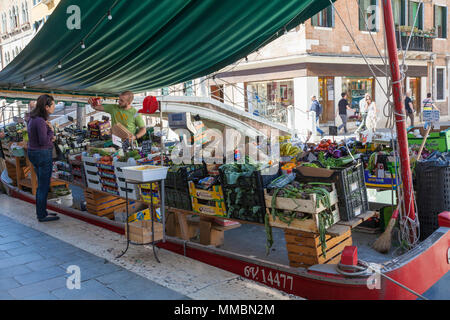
[0,0,333,96]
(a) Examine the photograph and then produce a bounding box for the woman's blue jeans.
[27,149,53,220]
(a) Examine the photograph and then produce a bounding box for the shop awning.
[0,0,334,97]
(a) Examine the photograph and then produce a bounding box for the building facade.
[169,0,449,131]
[0,0,60,70]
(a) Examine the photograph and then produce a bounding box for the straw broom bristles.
[373,208,399,254]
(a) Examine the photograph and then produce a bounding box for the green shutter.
[443,7,447,38]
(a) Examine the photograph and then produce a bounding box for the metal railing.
[396,34,433,52]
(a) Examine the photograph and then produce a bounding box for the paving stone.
[14,266,67,285]
[0,277,21,290]
[96,270,141,285]
[51,279,124,300]
[8,276,68,299]
[0,291,14,300]
[106,277,182,298]
[0,265,32,280]
[25,257,64,271]
[0,251,11,259]
[21,230,45,239]
[6,245,39,257]
[76,263,122,282]
[0,252,44,269]
[0,241,26,251]
[0,235,25,245]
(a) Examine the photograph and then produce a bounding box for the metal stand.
[116,178,166,262]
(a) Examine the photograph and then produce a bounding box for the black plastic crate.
[416,163,450,240]
[219,165,279,223]
[165,187,192,211]
[295,160,369,221]
[165,164,207,192]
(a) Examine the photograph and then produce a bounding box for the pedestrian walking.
[26,94,59,222]
[365,95,377,133]
[338,93,352,134]
[309,95,324,137]
[404,91,414,127]
[355,93,370,134]
[421,93,438,122]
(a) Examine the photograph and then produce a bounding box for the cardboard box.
[125,220,163,244]
[296,165,335,178]
[114,202,148,223]
[112,123,133,140]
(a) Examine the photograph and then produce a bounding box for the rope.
[335,260,429,300]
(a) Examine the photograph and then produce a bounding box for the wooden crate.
[265,185,340,233]
[125,220,163,244]
[84,189,126,217]
[284,229,352,268]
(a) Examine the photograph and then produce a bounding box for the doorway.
[408,77,421,113]
[318,77,335,123]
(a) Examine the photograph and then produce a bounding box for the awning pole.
[381,0,415,220]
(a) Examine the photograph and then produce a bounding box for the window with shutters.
[434,5,447,38]
[311,5,334,28]
[392,0,407,27]
[359,0,378,32]
[436,68,445,101]
[408,1,424,30]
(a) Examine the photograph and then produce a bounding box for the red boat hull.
[8,187,450,300]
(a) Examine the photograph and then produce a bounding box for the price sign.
[423,110,440,123]
[141,140,152,154]
[112,134,122,147]
[122,139,131,153]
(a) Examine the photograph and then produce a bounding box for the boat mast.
[381,0,415,220]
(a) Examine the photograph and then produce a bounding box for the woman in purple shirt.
[27,95,59,222]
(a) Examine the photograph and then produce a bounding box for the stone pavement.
[0,214,188,300]
[0,194,301,300]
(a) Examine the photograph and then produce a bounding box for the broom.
[373,208,399,253]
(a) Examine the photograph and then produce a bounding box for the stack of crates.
[88,120,111,139]
[97,161,120,196]
[295,160,369,221]
[165,164,207,211]
[82,155,102,191]
[114,160,141,200]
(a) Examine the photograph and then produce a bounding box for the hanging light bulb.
[23,83,26,89]
[58,61,62,69]
[81,41,85,49]
[40,75,45,82]
[107,10,112,20]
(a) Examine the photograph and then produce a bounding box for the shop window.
[311,5,334,28]
[359,0,378,32]
[436,68,445,101]
[434,5,447,38]
[341,77,374,111]
[408,0,424,30]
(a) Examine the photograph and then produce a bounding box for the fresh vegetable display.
[266,182,335,256]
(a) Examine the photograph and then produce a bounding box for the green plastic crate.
[408,130,450,152]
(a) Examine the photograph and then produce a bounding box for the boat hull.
[4,181,449,300]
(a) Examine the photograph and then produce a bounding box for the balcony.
[396,34,433,52]
[395,26,434,52]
